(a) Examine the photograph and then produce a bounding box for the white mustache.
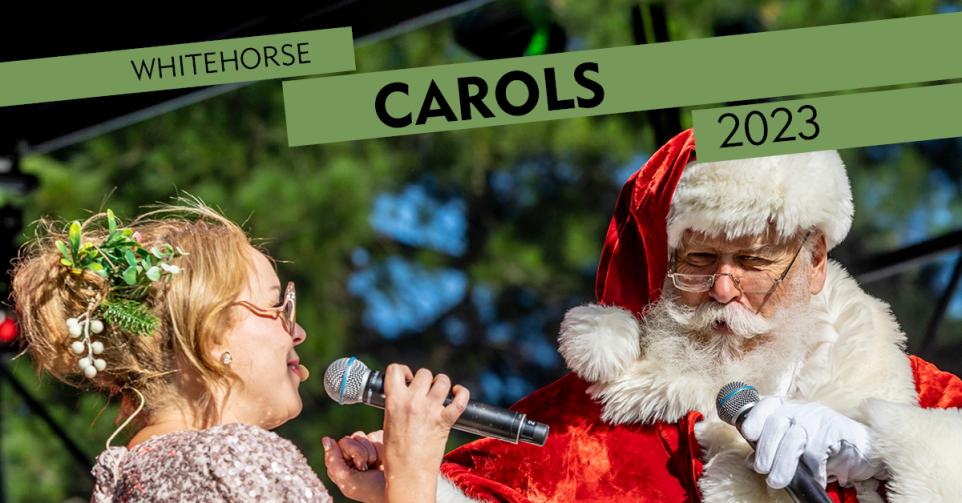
[666,301,773,338]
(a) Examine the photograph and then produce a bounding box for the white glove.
[741,397,884,489]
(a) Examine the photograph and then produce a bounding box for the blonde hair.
[11,202,259,428]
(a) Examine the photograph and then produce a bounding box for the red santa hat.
[595,128,853,317]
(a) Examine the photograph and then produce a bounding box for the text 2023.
[718,105,819,148]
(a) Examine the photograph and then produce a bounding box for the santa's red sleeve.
[909,355,962,408]
[437,373,701,502]
[859,355,962,501]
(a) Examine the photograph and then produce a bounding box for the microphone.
[323,357,549,446]
[716,382,832,503]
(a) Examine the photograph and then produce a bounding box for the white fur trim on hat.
[558,304,641,383]
[666,151,854,250]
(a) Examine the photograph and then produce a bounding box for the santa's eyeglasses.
[667,232,812,295]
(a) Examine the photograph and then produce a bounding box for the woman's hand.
[382,364,470,503]
[323,431,386,503]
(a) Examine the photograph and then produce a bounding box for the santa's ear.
[558,304,641,383]
[808,232,828,295]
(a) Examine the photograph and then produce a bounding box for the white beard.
[556,261,936,503]
[639,272,819,403]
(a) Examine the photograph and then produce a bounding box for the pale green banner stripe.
[284,13,962,146]
[1,28,355,107]
[692,82,962,161]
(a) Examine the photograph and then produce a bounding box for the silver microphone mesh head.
[323,357,371,405]
[716,381,759,425]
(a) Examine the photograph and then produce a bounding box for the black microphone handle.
[788,461,833,503]
[734,409,832,503]
[361,370,548,446]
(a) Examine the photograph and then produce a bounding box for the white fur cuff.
[861,398,962,502]
[436,475,484,503]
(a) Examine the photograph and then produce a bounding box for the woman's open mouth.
[287,358,309,381]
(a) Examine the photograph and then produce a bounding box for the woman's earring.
[221,352,233,366]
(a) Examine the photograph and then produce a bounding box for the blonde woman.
[11,204,468,502]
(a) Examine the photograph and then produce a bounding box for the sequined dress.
[90,422,332,502]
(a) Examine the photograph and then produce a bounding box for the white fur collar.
[557,261,919,502]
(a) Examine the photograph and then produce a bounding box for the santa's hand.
[741,397,883,489]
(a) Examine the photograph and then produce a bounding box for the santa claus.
[433,129,962,502]
[327,129,962,502]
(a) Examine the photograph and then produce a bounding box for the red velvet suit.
[440,356,962,502]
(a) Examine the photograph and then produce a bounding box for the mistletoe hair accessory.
[66,303,107,379]
[57,209,186,380]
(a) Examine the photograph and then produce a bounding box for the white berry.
[94,358,106,371]
[90,320,104,334]
[68,325,82,338]
[66,317,79,329]
[79,357,92,369]
[70,341,85,354]
[91,341,104,354]
[83,366,97,378]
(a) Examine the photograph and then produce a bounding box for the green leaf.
[145,266,161,281]
[124,249,137,268]
[160,263,182,274]
[55,240,71,260]
[98,299,159,337]
[150,246,163,259]
[104,232,123,246]
[68,221,81,256]
[122,266,138,285]
[107,209,117,233]
[59,258,73,267]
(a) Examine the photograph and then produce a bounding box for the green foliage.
[55,209,184,336]
[1,358,120,502]
[98,299,160,338]
[57,211,182,289]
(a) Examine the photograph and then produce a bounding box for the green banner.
[284,13,962,146]
[0,28,356,107]
[692,82,962,161]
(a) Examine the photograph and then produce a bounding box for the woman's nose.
[292,323,307,345]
